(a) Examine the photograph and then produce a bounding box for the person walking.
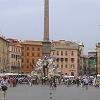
[83,77,89,90]
[76,78,80,87]
[1,77,8,100]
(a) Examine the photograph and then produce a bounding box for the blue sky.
[0,0,100,54]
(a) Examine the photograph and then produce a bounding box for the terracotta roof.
[21,40,42,45]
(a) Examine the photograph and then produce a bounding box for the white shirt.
[1,79,8,87]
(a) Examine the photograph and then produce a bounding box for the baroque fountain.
[31,56,60,78]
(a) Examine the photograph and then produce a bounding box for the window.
[65,51,67,55]
[71,51,74,56]
[27,53,29,56]
[71,58,74,63]
[65,58,68,62]
[17,55,19,58]
[32,47,34,51]
[38,48,40,51]
[32,59,35,64]
[27,47,29,50]
[57,51,59,55]
[38,53,40,57]
[15,55,17,60]
[56,58,59,62]
[71,64,75,69]
[21,72,24,74]
[57,65,59,68]
[18,55,21,59]
[14,54,15,58]
[16,48,17,52]
[61,51,63,55]
[11,54,13,58]
[27,59,29,63]
[61,65,63,68]
[61,58,64,62]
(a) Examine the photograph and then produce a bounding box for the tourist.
[1,76,8,100]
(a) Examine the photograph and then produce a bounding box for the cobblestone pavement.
[0,85,100,100]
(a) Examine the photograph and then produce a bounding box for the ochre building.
[20,41,42,74]
[96,43,100,75]
[0,36,9,72]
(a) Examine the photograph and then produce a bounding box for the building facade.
[7,39,21,73]
[79,55,88,75]
[51,40,83,77]
[88,51,96,75]
[0,36,9,73]
[20,41,42,74]
[96,43,100,75]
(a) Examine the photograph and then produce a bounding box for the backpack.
[1,85,7,91]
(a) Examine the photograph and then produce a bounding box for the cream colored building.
[7,39,21,73]
[96,43,100,75]
[51,40,84,77]
[0,36,9,73]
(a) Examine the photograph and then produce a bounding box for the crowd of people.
[0,74,100,100]
[0,74,100,92]
[0,75,99,88]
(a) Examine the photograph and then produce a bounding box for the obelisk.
[42,0,51,57]
[44,0,49,41]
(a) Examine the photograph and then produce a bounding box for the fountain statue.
[31,56,59,78]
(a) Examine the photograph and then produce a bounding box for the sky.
[0,0,100,54]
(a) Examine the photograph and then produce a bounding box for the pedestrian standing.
[76,78,80,87]
[80,79,83,88]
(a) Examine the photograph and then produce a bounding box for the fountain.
[31,56,59,78]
